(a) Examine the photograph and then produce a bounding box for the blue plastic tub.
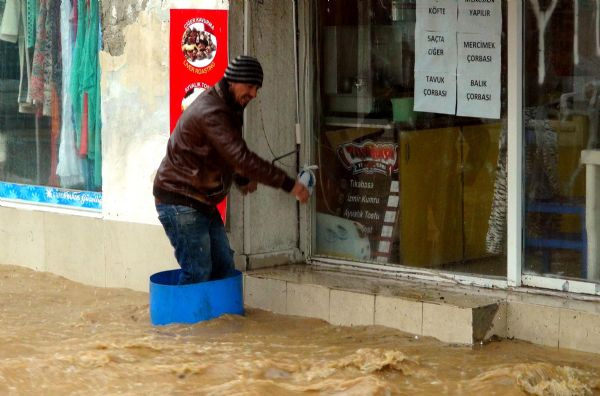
[149,269,244,325]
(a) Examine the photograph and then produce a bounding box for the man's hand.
[239,180,257,195]
[291,181,310,203]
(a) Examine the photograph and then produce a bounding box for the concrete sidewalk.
[243,264,600,354]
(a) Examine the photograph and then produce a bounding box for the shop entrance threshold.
[243,264,600,355]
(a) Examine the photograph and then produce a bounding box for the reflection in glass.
[523,1,600,282]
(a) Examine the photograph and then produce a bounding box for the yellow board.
[400,127,463,267]
[325,127,382,149]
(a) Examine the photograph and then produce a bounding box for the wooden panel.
[400,127,463,267]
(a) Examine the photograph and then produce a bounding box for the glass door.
[522,0,600,289]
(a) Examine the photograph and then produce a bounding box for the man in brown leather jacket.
[153,55,309,285]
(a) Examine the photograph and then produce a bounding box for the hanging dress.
[486,107,560,254]
[0,0,32,112]
[26,0,37,48]
[30,0,60,117]
[82,0,101,189]
[0,0,18,43]
[57,0,84,188]
[30,0,62,185]
[70,0,101,190]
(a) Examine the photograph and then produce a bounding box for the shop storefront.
[1,0,599,301]
[308,0,600,296]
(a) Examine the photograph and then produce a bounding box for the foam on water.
[1,265,599,395]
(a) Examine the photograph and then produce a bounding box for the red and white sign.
[170,9,229,222]
[337,140,399,175]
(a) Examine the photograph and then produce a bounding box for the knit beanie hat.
[223,55,264,87]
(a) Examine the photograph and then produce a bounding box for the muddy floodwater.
[1,265,599,395]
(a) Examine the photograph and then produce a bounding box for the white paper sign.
[414,0,502,118]
[456,71,500,118]
[457,32,501,74]
[414,71,456,115]
[416,0,458,32]
[415,30,457,72]
[456,32,501,118]
[458,0,502,33]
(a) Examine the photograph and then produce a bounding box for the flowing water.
[1,264,599,395]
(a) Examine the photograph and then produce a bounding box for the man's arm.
[233,173,251,187]
[203,108,295,192]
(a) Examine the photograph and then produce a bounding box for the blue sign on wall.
[0,182,102,211]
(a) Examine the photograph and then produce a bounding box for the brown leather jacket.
[153,79,295,207]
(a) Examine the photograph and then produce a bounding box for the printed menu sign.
[414,31,457,72]
[336,140,400,263]
[415,0,458,32]
[456,72,500,118]
[414,0,502,119]
[456,32,501,118]
[414,2,457,115]
[170,9,228,222]
[414,71,456,115]
[457,0,502,33]
[456,33,500,75]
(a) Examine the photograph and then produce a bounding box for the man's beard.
[239,96,252,108]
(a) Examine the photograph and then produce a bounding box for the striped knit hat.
[223,55,263,87]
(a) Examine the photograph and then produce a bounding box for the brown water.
[1,265,599,395]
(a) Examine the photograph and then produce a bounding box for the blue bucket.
[149,269,244,325]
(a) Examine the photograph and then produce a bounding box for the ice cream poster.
[170,9,229,221]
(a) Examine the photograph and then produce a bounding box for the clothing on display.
[486,107,560,254]
[69,0,100,189]
[0,0,18,43]
[26,0,36,48]
[56,0,83,188]
[0,0,101,191]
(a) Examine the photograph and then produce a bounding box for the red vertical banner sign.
[170,9,229,223]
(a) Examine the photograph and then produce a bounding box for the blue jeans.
[156,203,235,285]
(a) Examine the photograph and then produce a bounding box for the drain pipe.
[291,0,303,260]
[292,0,301,153]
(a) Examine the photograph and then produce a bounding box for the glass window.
[0,0,102,210]
[523,1,600,282]
[313,0,507,277]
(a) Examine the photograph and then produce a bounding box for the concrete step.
[243,265,600,354]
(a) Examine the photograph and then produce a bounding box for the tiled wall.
[244,273,600,354]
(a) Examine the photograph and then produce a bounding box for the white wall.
[101,0,229,225]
